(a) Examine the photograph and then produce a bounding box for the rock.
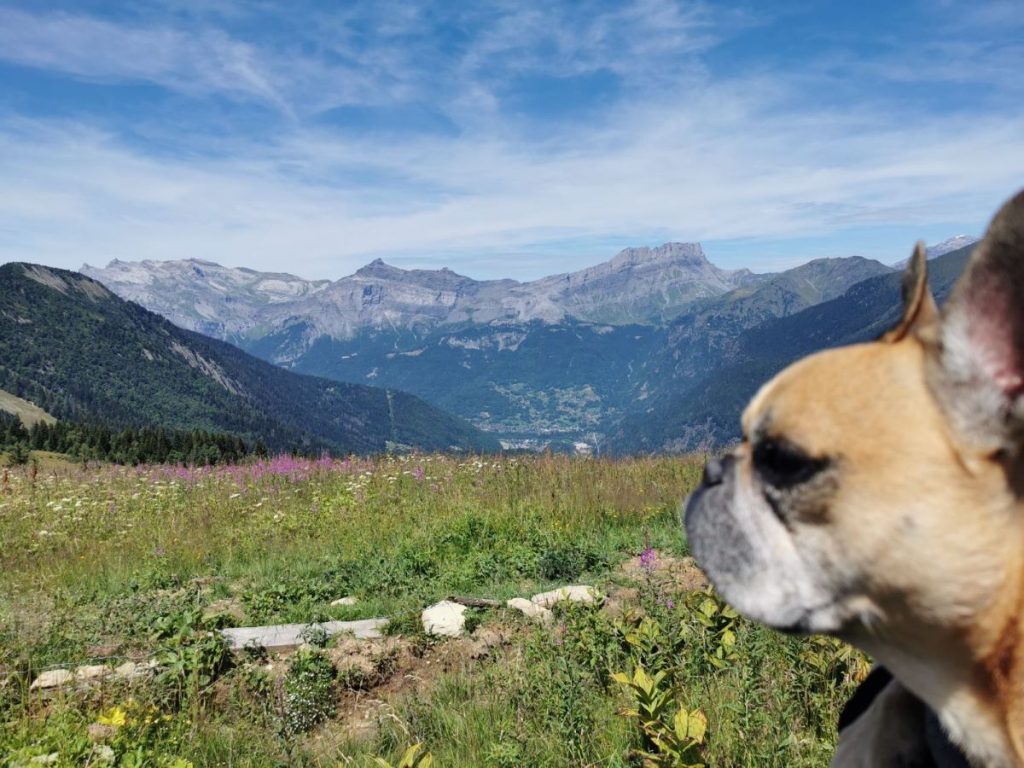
[75,664,110,682]
[29,660,158,692]
[113,660,158,680]
[30,669,74,690]
[221,618,387,650]
[506,597,553,624]
[530,585,601,609]
[421,600,467,637]
[331,596,358,607]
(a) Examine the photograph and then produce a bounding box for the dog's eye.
[752,439,826,487]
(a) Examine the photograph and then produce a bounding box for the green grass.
[0,389,55,427]
[0,454,864,766]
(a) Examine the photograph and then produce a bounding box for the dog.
[684,190,1024,767]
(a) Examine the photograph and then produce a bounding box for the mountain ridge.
[81,241,756,342]
[79,245,898,447]
[0,263,498,454]
[607,243,977,454]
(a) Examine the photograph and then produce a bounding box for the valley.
[81,237,974,452]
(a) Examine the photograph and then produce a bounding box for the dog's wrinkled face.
[686,340,1009,639]
[685,190,1024,651]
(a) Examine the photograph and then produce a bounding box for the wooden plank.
[221,618,388,650]
[447,595,503,608]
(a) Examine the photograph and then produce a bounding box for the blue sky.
[0,0,1021,280]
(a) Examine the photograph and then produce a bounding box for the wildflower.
[640,546,657,571]
[412,466,425,481]
[97,705,128,728]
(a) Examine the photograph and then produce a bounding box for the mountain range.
[610,243,977,453]
[0,264,498,455]
[82,243,761,343]
[70,235,977,453]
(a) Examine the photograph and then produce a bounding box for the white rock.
[421,600,467,637]
[331,596,358,607]
[30,669,74,690]
[75,665,110,682]
[221,618,387,650]
[530,585,600,609]
[506,597,553,624]
[113,660,158,680]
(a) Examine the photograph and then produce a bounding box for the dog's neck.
[856,543,1024,768]
[868,642,1020,767]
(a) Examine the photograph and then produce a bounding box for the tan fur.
[694,193,1024,766]
[745,339,1024,765]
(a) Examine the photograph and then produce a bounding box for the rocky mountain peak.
[607,242,707,271]
[927,235,978,258]
[355,258,401,278]
[82,239,757,339]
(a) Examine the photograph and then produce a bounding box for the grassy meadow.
[0,453,866,766]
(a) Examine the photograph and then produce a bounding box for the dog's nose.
[702,456,730,486]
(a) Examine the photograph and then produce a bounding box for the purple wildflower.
[640,546,657,571]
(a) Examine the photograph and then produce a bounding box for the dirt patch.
[616,550,708,593]
[605,550,709,617]
[295,622,517,752]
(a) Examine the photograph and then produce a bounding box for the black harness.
[839,667,971,768]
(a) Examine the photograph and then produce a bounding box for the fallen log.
[446,595,503,609]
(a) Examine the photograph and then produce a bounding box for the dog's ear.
[882,242,938,343]
[925,190,1024,453]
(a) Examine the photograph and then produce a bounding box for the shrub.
[282,648,336,735]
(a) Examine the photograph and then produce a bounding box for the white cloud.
[2,86,1021,280]
[0,8,293,109]
[0,2,1021,279]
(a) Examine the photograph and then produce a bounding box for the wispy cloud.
[0,8,293,111]
[0,1,1021,279]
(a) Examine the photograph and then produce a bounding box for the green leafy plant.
[152,605,231,696]
[613,666,707,768]
[300,623,331,649]
[371,743,434,768]
[684,589,739,670]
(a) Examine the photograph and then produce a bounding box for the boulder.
[421,600,467,637]
[113,660,158,680]
[75,664,110,682]
[331,596,358,607]
[221,618,387,650]
[506,597,553,624]
[530,585,600,609]
[30,669,74,690]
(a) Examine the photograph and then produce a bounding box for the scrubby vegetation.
[0,414,263,466]
[0,453,865,766]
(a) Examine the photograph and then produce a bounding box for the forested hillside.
[0,264,499,455]
[608,244,976,453]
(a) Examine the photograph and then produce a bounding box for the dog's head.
[684,191,1024,651]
